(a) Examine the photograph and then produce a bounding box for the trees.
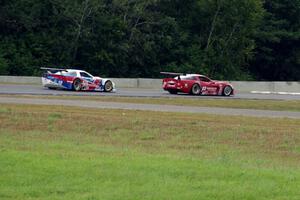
[160,0,264,80]
[0,0,299,80]
[250,0,300,81]
[202,0,263,80]
[0,0,59,75]
[102,0,179,77]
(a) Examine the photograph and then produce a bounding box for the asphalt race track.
[1,84,300,118]
[0,84,300,100]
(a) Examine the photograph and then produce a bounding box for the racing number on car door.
[199,77,216,94]
[199,78,209,92]
[208,82,218,94]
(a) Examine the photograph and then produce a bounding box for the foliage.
[0,0,299,80]
[250,0,300,80]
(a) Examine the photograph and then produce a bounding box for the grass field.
[4,94,300,112]
[0,104,300,199]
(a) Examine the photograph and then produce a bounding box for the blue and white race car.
[41,67,116,92]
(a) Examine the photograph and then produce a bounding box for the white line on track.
[251,91,300,95]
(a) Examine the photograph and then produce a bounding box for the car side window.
[80,72,92,78]
[71,72,78,77]
[62,71,77,77]
[181,76,197,80]
[199,77,210,82]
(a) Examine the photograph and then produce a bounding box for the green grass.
[0,104,300,199]
[3,94,300,112]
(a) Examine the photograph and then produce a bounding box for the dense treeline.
[0,0,299,80]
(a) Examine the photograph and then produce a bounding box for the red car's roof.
[180,74,209,78]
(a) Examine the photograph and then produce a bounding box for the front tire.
[190,84,201,95]
[104,80,113,92]
[73,79,82,91]
[222,86,232,96]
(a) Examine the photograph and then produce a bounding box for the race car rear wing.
[40,67,68,74]
[160,72,186,80]
[160,72,185,76]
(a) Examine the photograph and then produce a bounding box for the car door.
[79,72,94,83]
[179,76,199,93]
[199,76,218,95]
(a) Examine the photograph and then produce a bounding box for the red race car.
[161,72,234,96]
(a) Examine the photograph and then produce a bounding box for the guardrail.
[0,76,299,93]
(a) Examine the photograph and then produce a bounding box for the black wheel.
[223,85,232,96]
[73,79,82,91]
[190,84,201,95]
[168,90,178,94]
[48,87,56,90]
[104,80,113,92]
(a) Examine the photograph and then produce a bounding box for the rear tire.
[168,90,178,94]
[48,87,56,90]
[222,86,232,96]
[73,79,82,91]
[104,80,113,92]
[190,84,201,95]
